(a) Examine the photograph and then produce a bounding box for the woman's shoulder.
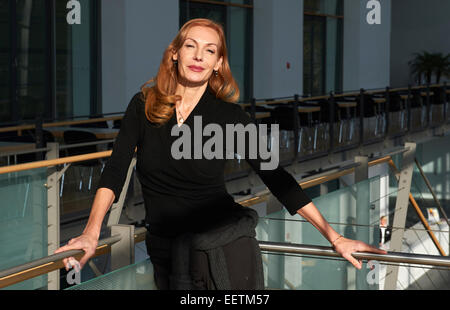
[124,91,146,117]
[130,91,145,107]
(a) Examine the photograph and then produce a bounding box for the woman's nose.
[194,50,203,61]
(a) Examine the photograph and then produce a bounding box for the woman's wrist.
[82,225,100,240]
[331,234,344,247]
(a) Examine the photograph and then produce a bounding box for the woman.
[55,18,386,289]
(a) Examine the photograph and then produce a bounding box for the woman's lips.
[188,65,204,72]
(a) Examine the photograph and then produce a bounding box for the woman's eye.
[207,49,215,54]
[185,44,194,48]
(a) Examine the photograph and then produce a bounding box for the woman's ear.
[172,49,178,62]
[214,56,223,71]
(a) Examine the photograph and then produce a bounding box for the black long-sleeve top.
[98,86,311,238]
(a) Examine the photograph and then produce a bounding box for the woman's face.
[173,26,223,86]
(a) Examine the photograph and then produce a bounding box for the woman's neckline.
[173,86,214,127]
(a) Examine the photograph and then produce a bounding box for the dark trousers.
[145,232,260,290]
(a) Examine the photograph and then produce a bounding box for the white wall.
[343,0,391,92]
[253,0,303,99]
[101,0,179,114]
[390,0,450,87]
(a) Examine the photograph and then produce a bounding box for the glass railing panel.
[256,176,382,290]
[407,164,449,255]
[363,114,386,141]
[388,110,407,135]
[66,258,157,290]
[314,122,329,153]
[430,103,445,126]
[262,252,382,290]
[410,106,427,131]
[0,168,48,290]
[59,156,143,223]
[411,134,450,234]
[333,119,359,149]
[59,163,104,218]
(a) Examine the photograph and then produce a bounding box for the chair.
[62,130,105,195]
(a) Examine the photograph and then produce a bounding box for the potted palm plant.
[408,51,450,85]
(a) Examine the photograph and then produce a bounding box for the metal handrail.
[2,227,450,290]
[258,241,450,268]
[0,234,122,279]
[0,227,147,289]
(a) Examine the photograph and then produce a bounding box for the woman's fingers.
[54,243,73,254]
[54,238,83,271]
[337,239,387,269]
[363,243,387,254]
[342,253,362,269]
[54,234,98,271]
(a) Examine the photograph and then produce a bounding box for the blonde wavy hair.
[141,18,240,126]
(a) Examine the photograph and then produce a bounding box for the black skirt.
[145,231,262,290]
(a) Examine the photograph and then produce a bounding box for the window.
[303,0,343,97]
[55,0,100,120]
[0,0,100,125]
[0,0,12,122]
[179,0,253,102]
[0,0,49,123]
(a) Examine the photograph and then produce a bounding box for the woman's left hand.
[332,236,387,269]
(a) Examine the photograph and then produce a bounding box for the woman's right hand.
[54,233,99,271]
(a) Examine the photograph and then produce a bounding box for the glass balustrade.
[66,258,157,290]
[256,176,382,290]
[0,168,48,290]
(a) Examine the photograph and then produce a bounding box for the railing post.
[110,224,135,271]
[46,142,60,290]
[384,142,416,290]
[355,156,369,183]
